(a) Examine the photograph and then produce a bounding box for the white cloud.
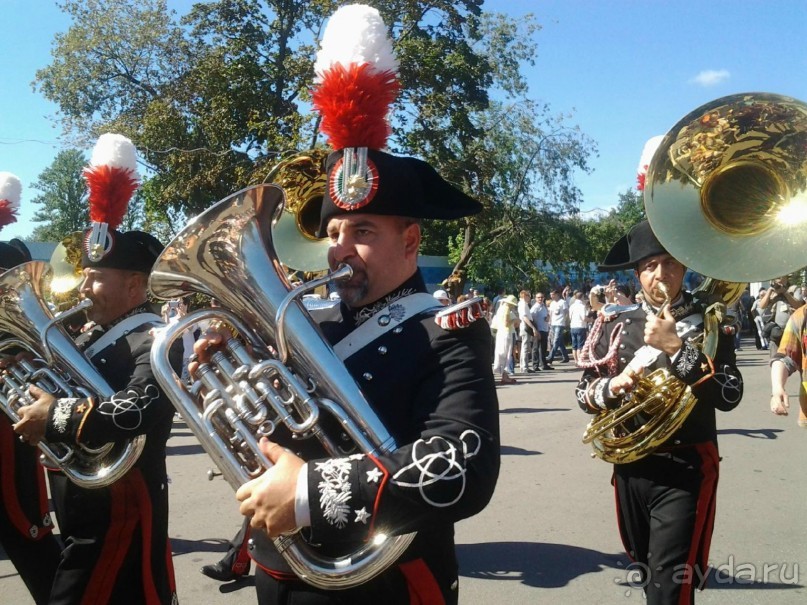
[690,69,731,87]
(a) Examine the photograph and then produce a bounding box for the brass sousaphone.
[584,93,807,463]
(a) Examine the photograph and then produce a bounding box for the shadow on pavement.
[171,537,231,555]
[457,541,626,588]
[716,428,783,439]
[167,443,206,456]
[501,407,571,415]
[705,567,803,590]
[500,445,542,456]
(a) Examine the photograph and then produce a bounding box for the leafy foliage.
[34,0,598,292]
[29,149,89,241]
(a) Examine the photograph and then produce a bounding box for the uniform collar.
[98,302,154,331]
[344,270,427,327]
[641,291,695,320]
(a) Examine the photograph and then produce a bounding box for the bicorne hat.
[597,220,669,271]
[80,134,163,273]
[311,4,481,236]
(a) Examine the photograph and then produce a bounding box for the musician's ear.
[402,220,420,257]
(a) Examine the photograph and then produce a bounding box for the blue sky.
[1,0,806,240]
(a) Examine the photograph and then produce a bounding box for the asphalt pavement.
[2,336,805,604]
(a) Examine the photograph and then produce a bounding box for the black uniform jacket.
[250,271,500,598]
[575,291,743,448]
[43,304,176,472]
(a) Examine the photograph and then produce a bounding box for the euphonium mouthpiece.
[332,264,353,281]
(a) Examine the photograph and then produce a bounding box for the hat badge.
[329,148,379,210]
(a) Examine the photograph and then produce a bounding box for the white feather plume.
[89,133,139,175]
[0,172,22,210]
[637,135,664,176]
[314,4,398,81]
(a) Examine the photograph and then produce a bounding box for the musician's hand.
[188,323,232,377]
[0,351,33,369]
[609,366,644,396]
[13,385,55,445]
[236,438,303,537]
[644,306,682,357]
[770,390,790,415]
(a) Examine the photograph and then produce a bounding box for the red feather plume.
[636,169,648,192]
[312,63,400,151]
[83,165,139,230]
[0,200,18,230]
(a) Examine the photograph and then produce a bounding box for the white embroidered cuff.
[294,463,311,528]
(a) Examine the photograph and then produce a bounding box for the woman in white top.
[492,295,519,384]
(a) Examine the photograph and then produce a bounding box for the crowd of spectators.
[431,276,807,392]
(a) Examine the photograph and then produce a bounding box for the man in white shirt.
[517,290,538,372]
[530,292,552,370]
[568,290,589,364]
[547,289,569,363]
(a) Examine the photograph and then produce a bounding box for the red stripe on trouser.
[81,470,169,604]
[0,422,52,538]
[82,475,140,605]
[398,559,445,605]
[232,525,252,575]
[678,443,719,605]
[130,471,163,604]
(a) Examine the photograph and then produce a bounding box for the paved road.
[2,337,805,604]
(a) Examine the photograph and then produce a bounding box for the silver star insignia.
[354,507,371,524]
[366,467,383,483]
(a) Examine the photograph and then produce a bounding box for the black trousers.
[48,468,176,605]
[0,418,61,605]
[613,443,719,605]
[532,330,549,368]
[218,518,252,576]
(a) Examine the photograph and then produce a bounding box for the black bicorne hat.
[0,238,31,271]
[81,229,163,274]
[316,149,482,236]
[597,220,669,271]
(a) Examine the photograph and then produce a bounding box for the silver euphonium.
[0,261,145,488]
[147,183,416,590]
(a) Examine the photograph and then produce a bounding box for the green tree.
[399,12,596,291]
[29,149,89,241]
[35,0,595,277]
[580,187,645,267]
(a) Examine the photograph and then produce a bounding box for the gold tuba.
[148,183,416,589]
[268,149,331,272]
[584,92,807,463]
[0,261,145,487]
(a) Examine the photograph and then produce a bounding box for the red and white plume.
[84,133,140,229]
[0,172,21,232]
[636,135,664,191]
[312,4,400,151]
[83,133,139,261]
